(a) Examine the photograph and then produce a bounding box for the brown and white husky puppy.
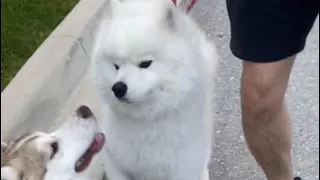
[1,105,106,180]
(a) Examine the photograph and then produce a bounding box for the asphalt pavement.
[190,0,319,179]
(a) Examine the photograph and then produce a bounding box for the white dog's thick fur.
[91,0,218,179]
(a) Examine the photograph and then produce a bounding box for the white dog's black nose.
[76,105,93,118]
[112,81,127,99]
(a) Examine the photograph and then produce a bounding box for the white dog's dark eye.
[139,60,152,68]
[50,142,59,159]
[114,64,119,70]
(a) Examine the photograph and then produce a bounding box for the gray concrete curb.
[1,0,108,140]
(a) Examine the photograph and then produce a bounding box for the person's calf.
[240,57,295,180]
[241,95,293,180]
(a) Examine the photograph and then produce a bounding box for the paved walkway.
[192,0,319,179]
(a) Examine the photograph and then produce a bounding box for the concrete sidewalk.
[1,0,318,179]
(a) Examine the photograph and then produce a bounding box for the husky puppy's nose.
[76,105,93,118]
[112,81,128,99]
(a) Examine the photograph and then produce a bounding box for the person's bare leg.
[240,55,295,180]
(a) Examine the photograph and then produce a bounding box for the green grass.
[1,0,79,90]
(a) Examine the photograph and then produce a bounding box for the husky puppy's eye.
[114,64,119,70]
[50,142,59,159]
[139,60,153,68]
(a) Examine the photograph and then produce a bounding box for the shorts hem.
[229,43,305,63]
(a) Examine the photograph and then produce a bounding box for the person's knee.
[240,77,285,114]
[239,59,294,114]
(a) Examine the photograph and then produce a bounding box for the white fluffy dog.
[91,0,218,179]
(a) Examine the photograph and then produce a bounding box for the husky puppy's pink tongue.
[75,133,105,173]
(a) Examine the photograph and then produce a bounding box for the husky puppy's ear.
[1,166,19,180]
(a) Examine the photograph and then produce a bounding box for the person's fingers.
[171,0,197,13]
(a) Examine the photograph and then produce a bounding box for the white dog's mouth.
[75,133,105,173]
[119,97,132,103]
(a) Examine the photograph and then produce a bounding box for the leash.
[171,0,197,13]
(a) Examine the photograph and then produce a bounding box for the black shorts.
[226,0,319,62]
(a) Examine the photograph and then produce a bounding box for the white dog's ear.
[1,166,19,180]
[165,7,176,29]
[111,0,121,8]
[108,0,121,17]
[161,2,177,30]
